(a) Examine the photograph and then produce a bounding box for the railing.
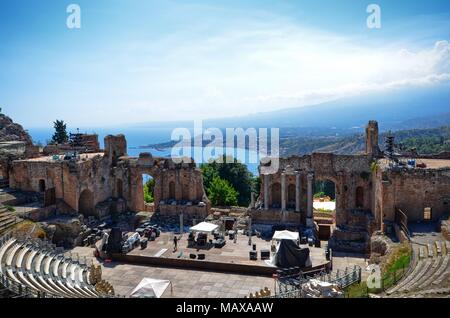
[395,208,410,239]
[343,245,413,298]
[269,265,361,298]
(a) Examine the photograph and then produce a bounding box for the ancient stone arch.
[79,189,95,217]
[168,181,175,200]
[355,186,364,208]
[38,179,46,192]
[116,179,123,198]
[271,182,281,207]
[114,153,210,216]
[287,183,296,208]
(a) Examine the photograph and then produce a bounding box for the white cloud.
[13,13,450,126]
[122,26,450,120]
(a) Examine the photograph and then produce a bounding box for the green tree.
[51,120,69,144]
[207,176,238,206]
[143,178,155,203]
[200,155,254,206]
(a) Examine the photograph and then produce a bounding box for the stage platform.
[112,232,330,276]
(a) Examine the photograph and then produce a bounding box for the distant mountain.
[131,83,450,141]
[282,126,450,156]
[204,83,450,131]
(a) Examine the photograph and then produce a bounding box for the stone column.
[306,172,314,227]
[264,174,269,210]
[281,173,286,211]
[295,172,301,212]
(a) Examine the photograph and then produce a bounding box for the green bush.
[207,176,238,207]
[4,205,15,212]
[200,155,254,207]
[143,178,155,203]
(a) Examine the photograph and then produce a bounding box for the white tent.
[272,230,299,241]
[130,278,172,298]
[189,222,219,233]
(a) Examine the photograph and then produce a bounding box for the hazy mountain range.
[139,84,450,156]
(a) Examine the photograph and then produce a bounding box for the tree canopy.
[207,176,238,207]
[50,120,69,144]
[200,155,257,207]
[144,178,155,203]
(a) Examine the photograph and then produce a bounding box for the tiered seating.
[388,241,450,296]
[0,235,108,298]
[0,205,19,233]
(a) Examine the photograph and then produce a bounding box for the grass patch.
[4,205,15,212]
[345,242,412,298]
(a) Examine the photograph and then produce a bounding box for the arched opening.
[182,183,190,201]
[271,182,281,208]
[287,183,296,210]
[143,174,155,204]
[39,179,46,192]
[169,181,175,200]
[116,179,123,198]
[355,186,364,208]
[79,189,95,217]
[314,179,336,240]
[112,150,118,167]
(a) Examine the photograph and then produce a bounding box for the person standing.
[173,235,178,252]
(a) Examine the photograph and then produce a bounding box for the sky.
[1,0,450,128]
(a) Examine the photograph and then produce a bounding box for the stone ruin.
[6,134,210,222]
[1,115,449,254]
[251,120,450,253]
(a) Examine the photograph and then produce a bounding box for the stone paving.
[101,262,275,298]
[71,237,370,298]
[331,251,370,280]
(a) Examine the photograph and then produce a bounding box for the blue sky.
[1,0,450,128]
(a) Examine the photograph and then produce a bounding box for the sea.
[28,127,260,176]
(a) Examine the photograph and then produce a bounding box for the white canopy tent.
[272,230,299,241]
[130,278,172,298]
[189,222,219,233]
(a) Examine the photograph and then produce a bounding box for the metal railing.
[269,265,361,298]
[395,208,410,239]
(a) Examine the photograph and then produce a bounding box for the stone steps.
[388,240,450,296]
[0,239,100,298]
[427,244,434,258]
[387,241,450,295]
[403,258,435,292]
[435,241,442,256]
[407,287,450,297]
[417,256,444,290]
[387,257,424,294]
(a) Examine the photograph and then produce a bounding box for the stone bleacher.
[387,240,450,296]
[0,234,115,298]
[0,205,20,234]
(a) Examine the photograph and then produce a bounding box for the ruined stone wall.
[250,209,302,225]
[10,154,113,213]
[258,153,373,227]
[114,153,210,216]
[8,131,211,219]
[373,167,450,223]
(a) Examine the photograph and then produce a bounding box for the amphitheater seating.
[0,205,20,233]
[0,235,105,298]
[388,240,450,296]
